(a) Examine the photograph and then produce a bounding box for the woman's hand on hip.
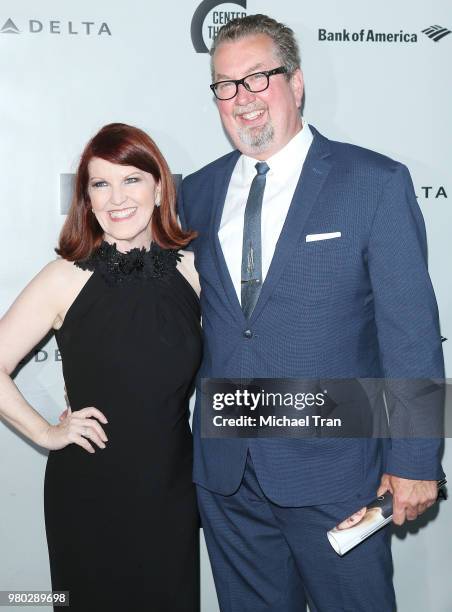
[38,407,108,453]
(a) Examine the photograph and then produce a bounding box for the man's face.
[212,33,303,159]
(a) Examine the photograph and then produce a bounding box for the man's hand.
[377,473,437,526]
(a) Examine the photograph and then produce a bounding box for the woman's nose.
[110,185,127,206]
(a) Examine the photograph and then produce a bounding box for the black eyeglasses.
[210,66,288,100]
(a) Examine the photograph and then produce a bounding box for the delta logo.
[0,17,111,36]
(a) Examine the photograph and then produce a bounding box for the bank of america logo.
[422,25,451,42]
[0,18,19,33]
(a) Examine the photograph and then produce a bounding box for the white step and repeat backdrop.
[1,1,451,610]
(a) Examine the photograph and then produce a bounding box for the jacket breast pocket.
[275,238,351,305]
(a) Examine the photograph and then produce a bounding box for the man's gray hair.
[210,14,301,80]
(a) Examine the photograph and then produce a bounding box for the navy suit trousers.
[198,452,396,612]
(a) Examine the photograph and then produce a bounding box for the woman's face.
[87,157,160,252]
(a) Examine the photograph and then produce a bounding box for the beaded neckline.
[74,241,181,285]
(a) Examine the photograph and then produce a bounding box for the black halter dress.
[44,242,202,611]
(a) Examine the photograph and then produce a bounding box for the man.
[178,14,444,611]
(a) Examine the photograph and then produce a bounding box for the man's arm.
[367,162,444,524]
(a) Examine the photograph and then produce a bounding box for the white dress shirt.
[218,120,314,302]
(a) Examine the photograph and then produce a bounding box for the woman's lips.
[108,207,137,222]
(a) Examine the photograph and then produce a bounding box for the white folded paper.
[327,479,447,556]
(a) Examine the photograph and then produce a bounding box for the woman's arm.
[177,250,201,297]
[0,259,108,452]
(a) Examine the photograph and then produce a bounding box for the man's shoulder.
[312,126,404,177]
[182,149,240,187]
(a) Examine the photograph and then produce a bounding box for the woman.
[0,123,202,611]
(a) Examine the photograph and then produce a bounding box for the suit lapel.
[249,127,333,324]
[209,150,245,322]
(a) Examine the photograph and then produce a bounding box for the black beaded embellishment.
[75,241,182,285]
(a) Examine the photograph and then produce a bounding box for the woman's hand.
[38,407,108,454]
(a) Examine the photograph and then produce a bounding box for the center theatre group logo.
[191,0,247,53]
[318,24,451,43]
[0,16,111,36]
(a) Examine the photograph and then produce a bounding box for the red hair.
[56,123,195,260]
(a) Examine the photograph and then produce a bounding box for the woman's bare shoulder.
[39,258,93,329]
[0,257,93,363]
[38,257,76,281]
[46,255,94,280]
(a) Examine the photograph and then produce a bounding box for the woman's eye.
[125,177,140,184]
[92,181,107,188]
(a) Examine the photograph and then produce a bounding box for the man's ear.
[290,68,304,109]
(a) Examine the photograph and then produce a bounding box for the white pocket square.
[306,232,341,242]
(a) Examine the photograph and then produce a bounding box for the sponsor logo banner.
[318,25,451,44]
[191,0,247,53]
[0,17,111,36]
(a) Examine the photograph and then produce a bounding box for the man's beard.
[236,120,274,154]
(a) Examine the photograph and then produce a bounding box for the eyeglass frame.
[210,66,289,100]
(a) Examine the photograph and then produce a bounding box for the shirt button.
[243,329,253,339]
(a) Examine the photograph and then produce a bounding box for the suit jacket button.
[243,329,253,339]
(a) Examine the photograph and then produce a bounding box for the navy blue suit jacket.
[178,126,444,506]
